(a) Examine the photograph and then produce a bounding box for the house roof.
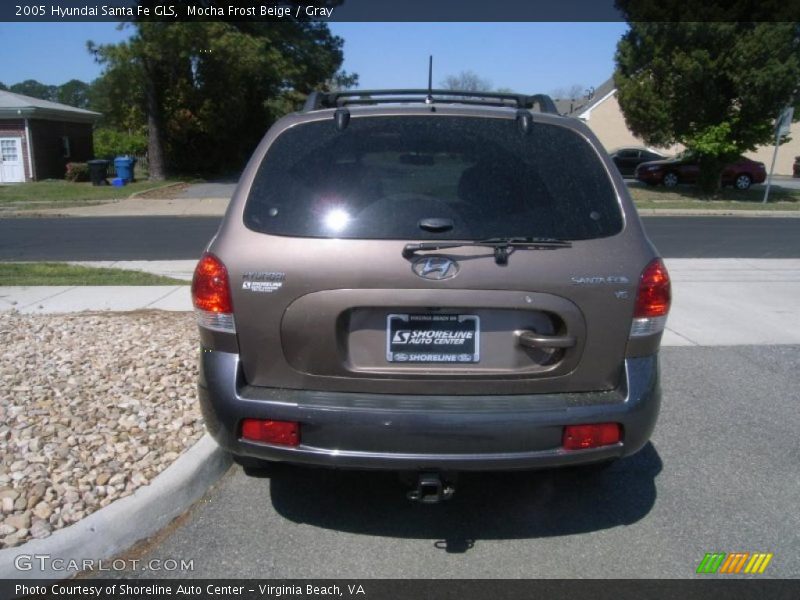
[553,98,581,116]
[552,77,617,117]
[0,90,101,123]
[574,77,617,118]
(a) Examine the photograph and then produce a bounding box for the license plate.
[386,314,480,363]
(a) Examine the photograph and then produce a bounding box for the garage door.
[0,138,25,183]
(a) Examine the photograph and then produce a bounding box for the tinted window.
[245,115,622,240]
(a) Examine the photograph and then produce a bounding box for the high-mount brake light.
[191,253,235,333]
[630,258,671,337]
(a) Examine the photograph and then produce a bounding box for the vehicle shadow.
[261,443,662,551]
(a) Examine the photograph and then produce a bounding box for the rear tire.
[734,174,752,190]
[662,172,679,188]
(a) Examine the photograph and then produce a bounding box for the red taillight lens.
[634,258,671,318]
[563,423,621,450]
[192,253,233,313]
[241,419,300,447]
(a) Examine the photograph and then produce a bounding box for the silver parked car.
[192,89,671,502]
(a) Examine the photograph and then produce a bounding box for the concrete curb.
[0,434,231,579]
[127,182,187,199]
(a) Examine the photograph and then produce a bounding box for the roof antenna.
[425,55,434,105]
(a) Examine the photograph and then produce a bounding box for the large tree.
[90,5,351,179]
[56,79,92,109]
[614,6,800,193]
[9,80,57,101]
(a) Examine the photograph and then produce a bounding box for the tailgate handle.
[515,330,576,349]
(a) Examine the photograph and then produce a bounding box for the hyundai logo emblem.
[412,257,459,280]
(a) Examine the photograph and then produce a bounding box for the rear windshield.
[244,115,622,240]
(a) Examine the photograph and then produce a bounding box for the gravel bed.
[0,310,203,549]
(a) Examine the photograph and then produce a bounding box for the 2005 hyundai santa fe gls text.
[191,88,671,503]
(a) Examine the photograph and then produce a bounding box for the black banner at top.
[2,0,800,22]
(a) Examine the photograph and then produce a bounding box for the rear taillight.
[630,258,671,337]
[563,423,621,450]
[192,253,235,333]
[241,419,300,447]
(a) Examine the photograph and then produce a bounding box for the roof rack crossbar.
[303,89,559,114]
[328,97,524,109]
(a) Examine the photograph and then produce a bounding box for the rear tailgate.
[217,109,653,395]
[222,234,644,395]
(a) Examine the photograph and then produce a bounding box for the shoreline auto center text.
[14,582,367,598]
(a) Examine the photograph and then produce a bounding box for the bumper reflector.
[241,419,300,447]
[563,423,621,450]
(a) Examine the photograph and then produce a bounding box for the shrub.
[65,162,89,182]
[93,128,148,159]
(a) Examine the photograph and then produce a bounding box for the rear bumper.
[198,351,661,471]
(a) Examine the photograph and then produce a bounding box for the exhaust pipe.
[406,472,456,504]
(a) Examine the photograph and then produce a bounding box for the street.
[1,216,800,260]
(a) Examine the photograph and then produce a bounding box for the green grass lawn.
[0,179,182,211]
[0,263,187,286]
[630,183,800,210]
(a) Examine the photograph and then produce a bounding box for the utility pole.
[763,106,794,204]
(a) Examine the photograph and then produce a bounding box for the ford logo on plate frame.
[411,256,459,280]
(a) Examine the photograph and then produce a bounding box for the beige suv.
[192,89,671,502]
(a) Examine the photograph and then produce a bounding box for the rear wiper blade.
[478,236,572,247]
[402,236,572,265]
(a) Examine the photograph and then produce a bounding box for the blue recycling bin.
[113,156,136,183]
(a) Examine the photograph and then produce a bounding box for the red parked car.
[635,152,766,190]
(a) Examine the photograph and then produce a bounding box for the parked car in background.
[608,147,669,177]
[635,152,766,189]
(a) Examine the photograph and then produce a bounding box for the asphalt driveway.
[115,344,800,579]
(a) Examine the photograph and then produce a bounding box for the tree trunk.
[144,60,166,181]
[697,156,725,196]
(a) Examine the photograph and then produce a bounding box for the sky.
[0,22,628,95]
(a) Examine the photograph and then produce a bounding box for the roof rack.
[302,89,559,115]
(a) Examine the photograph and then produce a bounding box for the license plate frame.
[386,313,480,363]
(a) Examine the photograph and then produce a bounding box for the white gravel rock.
[0,311,203,548]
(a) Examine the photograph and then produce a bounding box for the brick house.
[557,78,799,176]
[0,90,101,183]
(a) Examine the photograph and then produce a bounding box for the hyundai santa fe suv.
[193,89,671,502]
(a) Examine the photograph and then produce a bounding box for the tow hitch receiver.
[406,472,456,504]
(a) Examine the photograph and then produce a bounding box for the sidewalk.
[19,196,231,218]
[2,259,799,347]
